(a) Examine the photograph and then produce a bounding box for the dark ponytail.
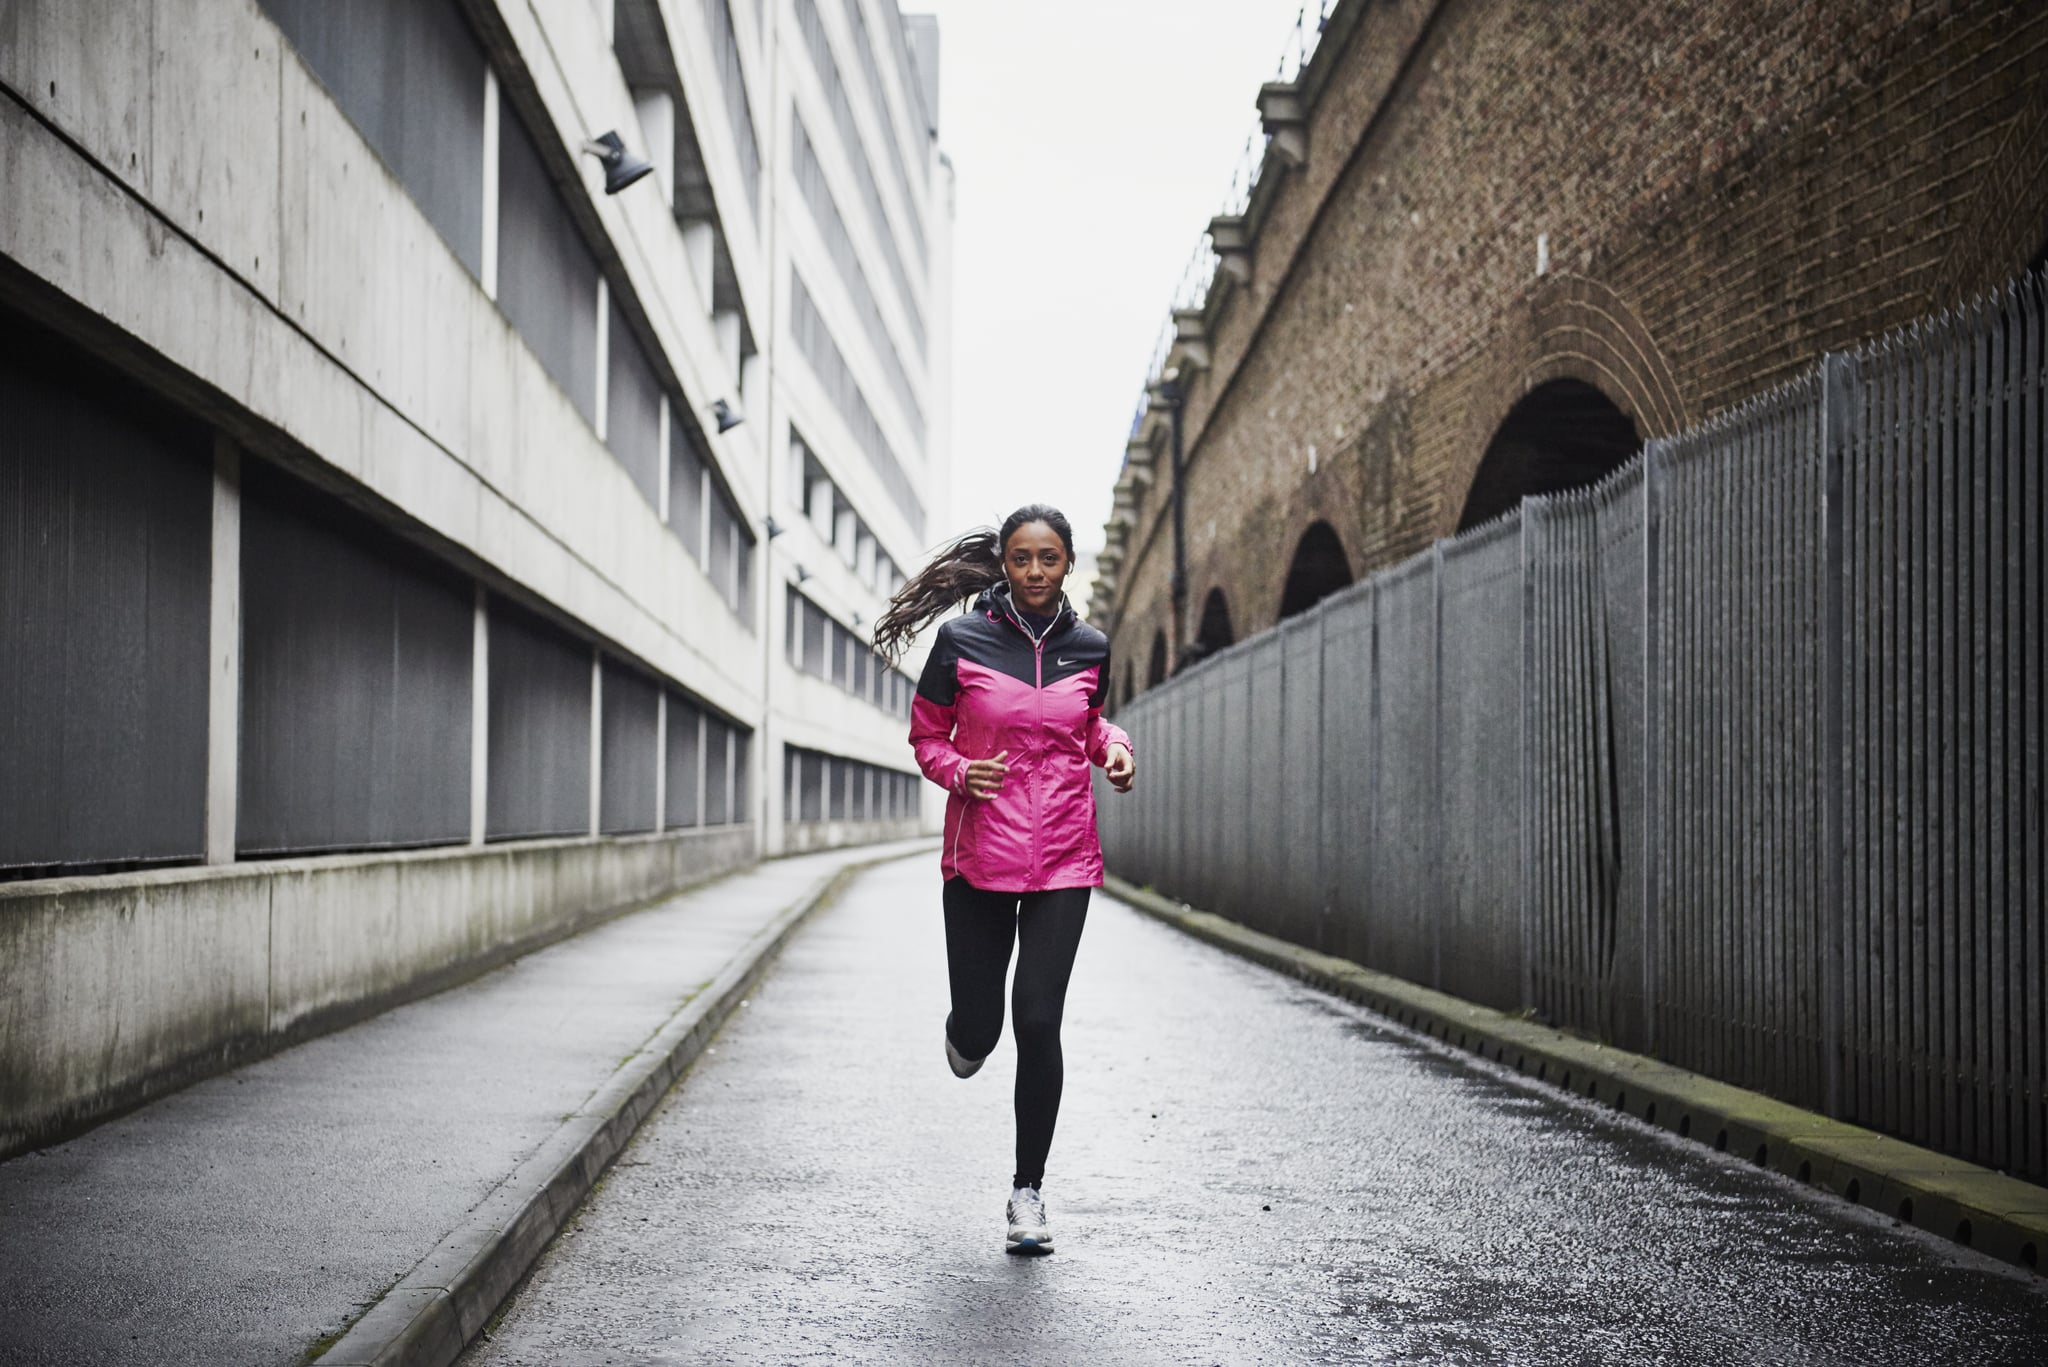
[874,504,1075,663]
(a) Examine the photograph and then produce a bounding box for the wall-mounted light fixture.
[794,563,812,583]
[580,131,654,195]
[712,398,744,433]
[764,516,787,540]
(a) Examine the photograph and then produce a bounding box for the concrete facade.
[0,0,951,1148]
[1094,0,2046,689]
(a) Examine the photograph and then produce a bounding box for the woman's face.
[1004,520,1069,615]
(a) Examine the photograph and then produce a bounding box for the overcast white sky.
[912,0,1311,564]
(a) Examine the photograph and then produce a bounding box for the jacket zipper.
[999,591,1067,891]
[1031,630,1045,890]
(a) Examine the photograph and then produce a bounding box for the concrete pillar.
[470,586,489,845]
[481,69,500,299]
[739,350,766,432]
[680,220,715,305]
[834,504,857,565]
[588,652,604,837]
[808,476,835,539]
[713,309,742,387]
[693,710,708,826]
[653,690,668,831]
[204,435,240,865]
[656,395,672,521]
[632,88,674,203]
[594,277,611,440]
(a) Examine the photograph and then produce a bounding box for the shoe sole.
[944,1034,985,1079]
[1005,1237,1053,1255]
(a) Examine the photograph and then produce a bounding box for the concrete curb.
[317,847,931,1366]
[1105,874,2048,1279]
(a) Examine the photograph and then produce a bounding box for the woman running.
[875,504,1136,1255]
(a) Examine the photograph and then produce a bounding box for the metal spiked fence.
[1099,272,2047,1180]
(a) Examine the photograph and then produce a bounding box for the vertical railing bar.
[1856,360,1880,1128]
[1946,304,1968,1159]
[1667,448,1687,1066]
[1988,283,2014,1170]
[1533,522,1550,1019]
[1750,402,1769,1092]
[1368,577,1384,971]
[1905,326,1926,1146]
[1431,541,1446,992]
[1640,442,1665,1058]
[1820,351,1852,1117]
[1570,504,1594,1028]
[1518,502,1536,1014]
[1762,398,1783,1095]
[1748,402,1768,1090]
[1853,353,1871,1128]
[1909,326,1930,1145]
[1942,307,1965,1157]
[2024,272,2045,1180]
[1318,602,1335,959]
[1973,291,1998,1166]
[1882,337,1904,1138]
[1786,386,1807,1098]
[1713,430,1732,1080]
[1892,331,1912,1140]
[1584,502,1610,1033]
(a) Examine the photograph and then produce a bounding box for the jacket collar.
[975,580,1075,642]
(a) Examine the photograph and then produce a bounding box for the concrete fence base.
[0,827,756,1158]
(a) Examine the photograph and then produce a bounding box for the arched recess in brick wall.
[1146,631,1168,689]
[1278,522,1353,621]
[1456,380,1640,531]
[1193,588,1234,658]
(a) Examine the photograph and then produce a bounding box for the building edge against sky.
[0,0,952,1155]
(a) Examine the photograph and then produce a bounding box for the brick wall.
[1108,0,2047,691]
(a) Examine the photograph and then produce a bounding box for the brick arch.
[1525,273,1689,438]
[1278,519,1354,620]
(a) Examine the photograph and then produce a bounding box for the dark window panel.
[487,603,592,841]
[262,0,487,277]
[607,307,663,508]
[0,331,211,873]
[664,696,703,828]
[238,464,472,856]
[599,661,659,835]
[497,94,599,422]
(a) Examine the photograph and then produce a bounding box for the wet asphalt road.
[465,856,2048,1365]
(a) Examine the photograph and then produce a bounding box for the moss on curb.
[1104,873,2048,1279]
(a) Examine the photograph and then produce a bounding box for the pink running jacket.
[909,584,1133,892]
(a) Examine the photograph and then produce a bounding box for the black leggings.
[941,878,1091,1189]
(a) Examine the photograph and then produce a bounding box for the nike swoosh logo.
[1056,658,1077,667]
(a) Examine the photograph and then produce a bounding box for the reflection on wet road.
[466,856,2048,1364]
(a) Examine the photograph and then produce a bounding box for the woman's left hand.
[1104,743,1135,794]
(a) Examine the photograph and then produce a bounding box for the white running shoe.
[944,1015,985,1079]
[1005,1185,1054,1254]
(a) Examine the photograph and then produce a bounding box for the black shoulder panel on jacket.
[915,621,961,704]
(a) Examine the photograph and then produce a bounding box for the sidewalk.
[0,839,934,1367]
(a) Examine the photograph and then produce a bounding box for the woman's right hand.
[964,750,1009,800]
